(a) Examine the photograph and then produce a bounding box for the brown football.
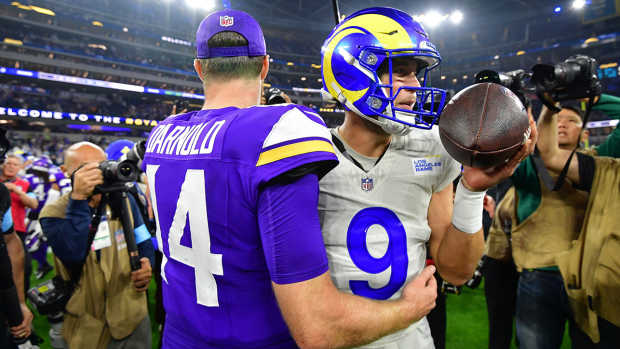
[438,83,530,169]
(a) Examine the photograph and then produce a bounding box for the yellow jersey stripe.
[257,140,335,166]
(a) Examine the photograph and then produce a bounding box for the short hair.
[4,154,22,163]
[196,31,264,84]
[562,105,585,122]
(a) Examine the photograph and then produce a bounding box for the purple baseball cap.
[196,9,266,59]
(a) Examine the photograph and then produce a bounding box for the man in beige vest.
[509,93,620,348]
[39,142,153,349]
[536,104,620,347]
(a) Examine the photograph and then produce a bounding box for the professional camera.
[119,140,146,169]
[531,55,602,109]
[96,141,146,192]
[264,87,287,105]
[474,69,532,108]
[97,160,139,188]
[27,277,72,316]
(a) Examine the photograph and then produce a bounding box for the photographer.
[39,142,153,349]
[537,103,620,347]
[506,57,620,348]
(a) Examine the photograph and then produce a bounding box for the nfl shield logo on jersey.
[219,16,234,27]
[361,176,374,192]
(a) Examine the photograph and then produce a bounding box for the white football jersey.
[318,127,460,348]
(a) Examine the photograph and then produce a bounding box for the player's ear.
[260,55,269,80]
[194,59,204,82]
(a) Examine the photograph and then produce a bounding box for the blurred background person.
[1,154,37,296]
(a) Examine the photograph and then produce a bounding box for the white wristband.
[452,179,486,234]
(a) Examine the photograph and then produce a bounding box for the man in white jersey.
[319,7,537,348]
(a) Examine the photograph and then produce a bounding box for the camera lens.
[119,163,133,179]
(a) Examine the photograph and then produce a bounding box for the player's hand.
[4,182,20,193]
[400,265,437,323]
[70,162,103,201]
[131,257,152,292]
[10,303,33,339]
[462,115,538,192]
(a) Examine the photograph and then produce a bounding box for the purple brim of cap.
[196,9,266,59]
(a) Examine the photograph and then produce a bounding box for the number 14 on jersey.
[146,164,223,307]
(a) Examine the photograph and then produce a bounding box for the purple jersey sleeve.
[251,105,338,187]
[51,170,72,195]
[258,173,328,284]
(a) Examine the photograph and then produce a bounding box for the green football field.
[27,255,571,349]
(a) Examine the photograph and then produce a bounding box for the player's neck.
[202,79,262,110]
[339,112,391,158]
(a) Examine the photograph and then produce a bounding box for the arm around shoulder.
[273,267,437,349]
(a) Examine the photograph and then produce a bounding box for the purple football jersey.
[23,173,51,216]
[49,168,72,195]
[142,104,337,348]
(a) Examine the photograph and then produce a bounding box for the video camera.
[475,69,532,109]
[474,55,602,111]
[531,55,602,110]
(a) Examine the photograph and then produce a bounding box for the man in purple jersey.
[23,158,56,279]
[142,8,440,349]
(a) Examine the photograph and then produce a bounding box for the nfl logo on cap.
[361,177,374,192]
[219,16,234,27]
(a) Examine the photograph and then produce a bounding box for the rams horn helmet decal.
[321,7,447,134]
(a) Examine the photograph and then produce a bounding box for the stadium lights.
[572,0,586,10]
[185,0,216,11]
[449,10,463,24]
[414,9,463,28]
[11,2,55,16]
[423,10,444,28]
